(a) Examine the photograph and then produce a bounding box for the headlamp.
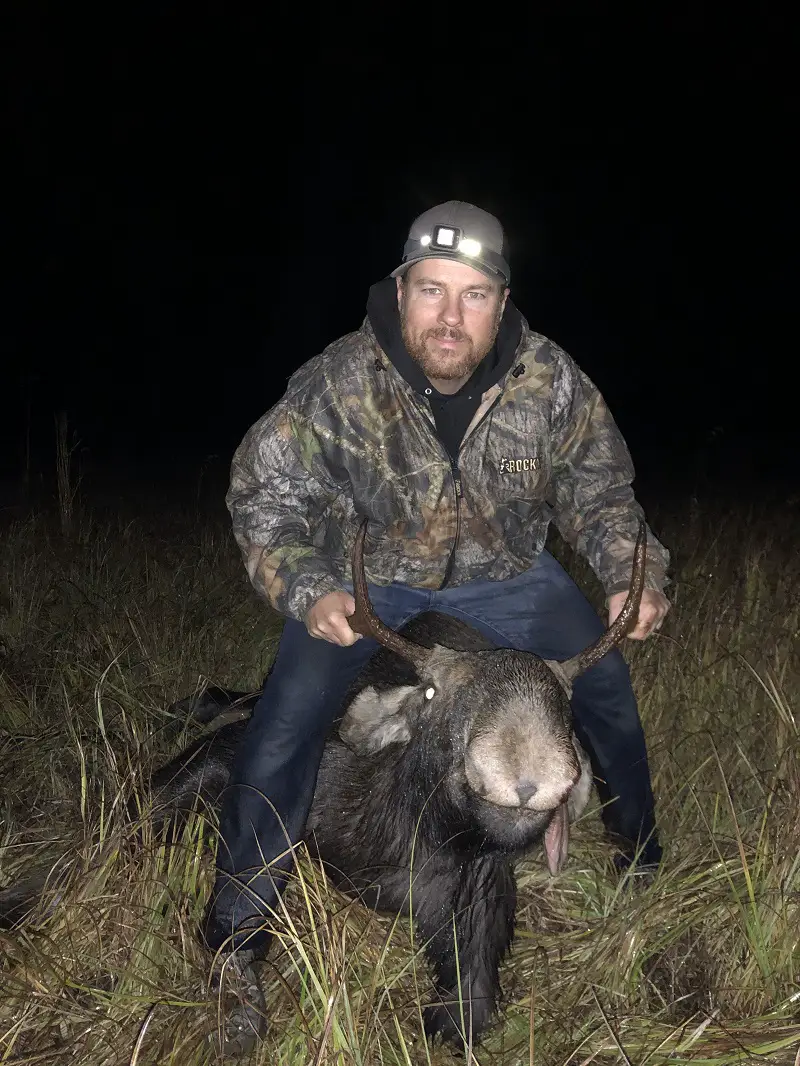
[426,226,482,259]
[432,225,458,249]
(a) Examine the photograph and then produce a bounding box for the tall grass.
[0,496,798,1064]
[54,412,82,539]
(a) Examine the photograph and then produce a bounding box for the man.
[206,201,670,1047]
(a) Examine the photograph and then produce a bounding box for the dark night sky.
[2,9,796,496]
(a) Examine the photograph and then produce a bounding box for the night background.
[2,12,800,1061]
[2,9,796,510]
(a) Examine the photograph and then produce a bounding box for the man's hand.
[607,588,670,640]
[306,590,363,646]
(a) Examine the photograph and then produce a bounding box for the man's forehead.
[405,260,498,290]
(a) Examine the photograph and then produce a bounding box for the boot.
[209,946,268,1056]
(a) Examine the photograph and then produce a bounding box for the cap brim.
[390,252,505,281]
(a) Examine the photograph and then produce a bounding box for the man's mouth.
[429,332,466,350]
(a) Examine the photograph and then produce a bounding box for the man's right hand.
[305,590,363,646]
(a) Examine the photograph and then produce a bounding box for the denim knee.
[582,646,632,686]
[571,648,640,728]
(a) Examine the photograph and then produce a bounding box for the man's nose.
[439,294,463,326]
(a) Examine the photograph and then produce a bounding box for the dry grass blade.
[590,987,633,1066]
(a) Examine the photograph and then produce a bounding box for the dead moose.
[0,519,646,1044]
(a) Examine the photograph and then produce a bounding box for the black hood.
[366,276,523,397]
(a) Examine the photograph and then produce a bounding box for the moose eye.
[424,686,436,700]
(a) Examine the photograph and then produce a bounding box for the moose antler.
[349,517,647,684]
[557,520,648,682]
[348,518,432,673]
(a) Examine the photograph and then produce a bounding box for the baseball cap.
[391,201,511,284]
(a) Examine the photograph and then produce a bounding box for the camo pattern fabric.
[227,317,670,622]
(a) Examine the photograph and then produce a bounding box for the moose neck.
[363,738,490,857]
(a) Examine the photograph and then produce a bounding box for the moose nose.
[515,774,576,809]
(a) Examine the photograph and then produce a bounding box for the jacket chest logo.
[499,455,541,474]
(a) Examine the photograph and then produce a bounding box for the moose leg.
[169,686,259,725]
[416,855,516,1044]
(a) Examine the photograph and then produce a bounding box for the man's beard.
[400,308,502,382]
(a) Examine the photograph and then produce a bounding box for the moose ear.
[339,685,415,754]
[567,739,594,821]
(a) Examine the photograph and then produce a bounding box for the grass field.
[1,488,798,1065]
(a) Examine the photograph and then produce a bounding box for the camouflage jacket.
[227,316,670,623]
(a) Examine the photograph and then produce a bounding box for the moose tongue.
[544,803,570,876]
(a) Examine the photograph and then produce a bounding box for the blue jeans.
[204,550,660,952]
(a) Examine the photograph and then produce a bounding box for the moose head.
[340,519,646,871]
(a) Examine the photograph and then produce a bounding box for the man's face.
[397,259,509,385]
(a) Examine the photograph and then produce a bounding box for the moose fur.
[148,611,594,1043]
[1,520,646,1045]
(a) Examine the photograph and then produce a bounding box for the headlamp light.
[432,225,458,249]
[425,226,482,258]
[458,237,482,257]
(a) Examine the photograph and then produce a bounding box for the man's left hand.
[607,588,670,640]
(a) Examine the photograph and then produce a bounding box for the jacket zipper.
[435,392,503,592]
[426,392,503,592]
[438,460,462,590]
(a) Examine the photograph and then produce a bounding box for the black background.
[3,8,796,501]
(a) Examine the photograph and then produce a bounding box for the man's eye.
[422,288,441,296]
[465,291,486,300]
